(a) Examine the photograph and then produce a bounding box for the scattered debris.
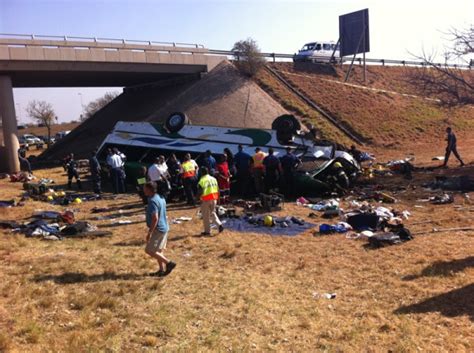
[429,193,454,205]
[0,199,24,208]
[171,216,193,224]
[312,292,337,299]
[317,222,352,234]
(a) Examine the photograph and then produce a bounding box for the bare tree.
[411,25,474,105]
[26,100,56,146]
[81,91,120,121]
[448,26,474,60]
[232,38,266,77]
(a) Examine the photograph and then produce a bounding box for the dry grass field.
[1,153,473,352]
[256,63,474,151]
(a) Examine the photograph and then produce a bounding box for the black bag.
[347,213,379,231]
[61,221,89,235]
[368,233,401,248]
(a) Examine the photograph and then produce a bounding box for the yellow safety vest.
[253,151,266,170]
[182,160,197,179]
[198,174,219,201]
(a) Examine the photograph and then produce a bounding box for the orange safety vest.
[252,151,266,170]
[199,174,219,201]
[182,160,197,179]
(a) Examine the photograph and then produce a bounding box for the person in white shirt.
[148,156,171,198]
[107,148,126,193]
[148,156,169,182]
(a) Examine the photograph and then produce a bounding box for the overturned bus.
[97,113,360,196]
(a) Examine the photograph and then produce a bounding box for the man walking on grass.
[443,127,465,167]
[198,167,224,236]
[144,182,176,277]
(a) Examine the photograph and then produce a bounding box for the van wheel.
[165,112,189,133]
[272,114,301,134]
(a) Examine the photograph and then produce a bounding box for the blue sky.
[1,0,472,123]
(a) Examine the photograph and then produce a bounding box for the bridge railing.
[209,49,472,70]
[0,33,206,52]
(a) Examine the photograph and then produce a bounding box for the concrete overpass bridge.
[0,34,227,172]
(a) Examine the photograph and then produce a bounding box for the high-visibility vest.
[198,174,219,201]
[182,160,197,179]
[252,151,266,170]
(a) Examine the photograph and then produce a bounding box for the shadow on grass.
[98,221,143,228]
[114,239,144,247]
[33,271,144,284]
[403,256,474,280]
[104,202,145,211]
[168,235,190,242]
[394,284,474,321]
[167,204,199,211]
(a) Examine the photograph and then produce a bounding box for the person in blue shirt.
[201,150,217,175]
[262,148,281,193]
[144,182,176,277]
[233,144,252,196]
[279,147,301,197]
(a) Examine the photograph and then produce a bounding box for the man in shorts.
[144,182,176,277]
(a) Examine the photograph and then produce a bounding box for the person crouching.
[144,182,176,277]
[198,167,224,236]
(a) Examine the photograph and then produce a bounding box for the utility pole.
[15,103,21,123]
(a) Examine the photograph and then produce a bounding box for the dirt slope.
[40,61,288,160]
[146,61,288,128]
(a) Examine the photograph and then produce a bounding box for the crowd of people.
[129,145,303,206]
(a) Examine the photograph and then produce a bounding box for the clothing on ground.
[222,217,314,236]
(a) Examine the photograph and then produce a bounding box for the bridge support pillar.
[0,76,20,173]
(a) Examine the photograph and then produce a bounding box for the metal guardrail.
[209,49,472,70]
[0,34,470,69]
[0,33,205,49]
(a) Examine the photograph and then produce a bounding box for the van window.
[314,43,322,51]
[302,43,315,51]
[323,43,331,50]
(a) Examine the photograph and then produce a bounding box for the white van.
[294,41,340,63]
[55,130,71,140]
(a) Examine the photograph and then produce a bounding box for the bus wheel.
[272,114,301,134]
[165,112,189,133]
